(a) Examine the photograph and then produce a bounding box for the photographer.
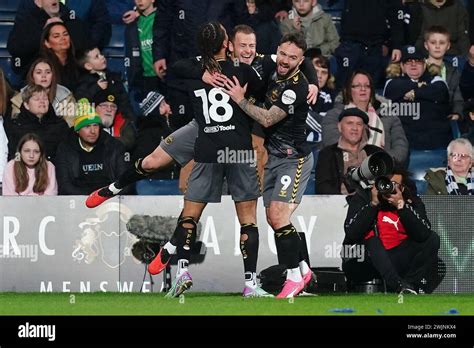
[342,164,442,294]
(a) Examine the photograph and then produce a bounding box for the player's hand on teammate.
[222,76,248,103]
[159,100,172,117]
[307,84,319,105]
[203,71,228,88]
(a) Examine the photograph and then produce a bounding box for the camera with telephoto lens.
[346,151,395,192]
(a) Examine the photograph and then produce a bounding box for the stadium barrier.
[0,195,472,293]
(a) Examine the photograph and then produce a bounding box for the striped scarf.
[445,166,474,195]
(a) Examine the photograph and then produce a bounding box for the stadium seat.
[0,0,20,21]
[102,24,125,57]
[450,120,461,139]
[136,179,181,195]
[408,149,447,185]
[0,22,13,48]
[305,177,316,195]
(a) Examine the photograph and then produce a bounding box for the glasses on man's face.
[98,103,117,110]
[351,84,371,90]
[449,152,472,161]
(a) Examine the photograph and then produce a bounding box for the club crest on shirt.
[164,135,174,145]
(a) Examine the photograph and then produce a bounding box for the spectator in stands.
[0,68,15,195]
[2,133,57,196]
[424,138,474,195]
[402,0,423,46]
[305,50,336,154]
[343,164,442,294]
[55,101,128,195]
[415,0,470,57]
[10,57,75,126]
[384,45,451,150]
[39,22,81,92]
[315,108,384,194]
[76,47,136,121]
[152,0,255,130]
[322,69,409,165]
[92,91,136,151]
[17,0,111,49]
[249,0,286,55]
[125,0,170,109]
[3,84,68,162]
[424,26,464,124]
[459,46,474,101]
[7,0,88,80]
[334,0,404,89]
[280,0,339,57]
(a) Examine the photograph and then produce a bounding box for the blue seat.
[0,0,20,21]
[0,22,14,48]
[102,24,125,57]
[304,177,316,195]
[136,179,181,195]
[408,149,446,182]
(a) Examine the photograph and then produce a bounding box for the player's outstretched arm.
[224,76,288,128]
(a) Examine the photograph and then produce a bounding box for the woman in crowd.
[4,84,69,162]
[2,133,57,196]
[10,57,76,126]
[321,69,409,165]
[425,138,474,195]
[39,22,79,92]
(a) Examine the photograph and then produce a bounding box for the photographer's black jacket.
[315,143,382,194]
[343,190,433,247]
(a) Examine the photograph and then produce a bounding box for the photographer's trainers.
[276,279,304,299]
[242,286,274,298]
[86,186,117,208]
[148,248,171,275]
[165,271,193,298]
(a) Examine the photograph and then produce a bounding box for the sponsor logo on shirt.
[281,89,296,105]
[204,125,236,133]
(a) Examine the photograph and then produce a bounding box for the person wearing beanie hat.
[338,107,369,124]
[92,89,136,151]
[54,98,128,195]
[316,106,384,194]
[74,98,102,132]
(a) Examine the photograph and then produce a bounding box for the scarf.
[445,166,474,195]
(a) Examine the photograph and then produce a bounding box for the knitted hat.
[74,98,102,131]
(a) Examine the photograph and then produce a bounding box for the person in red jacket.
[342,164,443,294]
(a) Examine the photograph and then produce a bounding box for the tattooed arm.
[238,99,287,128]
[225,76,288,127]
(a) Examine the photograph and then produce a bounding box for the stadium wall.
[0,196,472,293]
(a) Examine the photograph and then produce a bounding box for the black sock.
[274,224,300,269]
[171,217,197,261]
[115,158,151,189]
[240,224,259,273]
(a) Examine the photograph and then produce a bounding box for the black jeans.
[343,233,442,293]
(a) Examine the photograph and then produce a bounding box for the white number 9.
[280,175,292,191]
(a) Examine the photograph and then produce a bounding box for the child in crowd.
[76,47,136,121]
[280,0,339,57]
[424,26,464,125]
[2,133,57,196]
